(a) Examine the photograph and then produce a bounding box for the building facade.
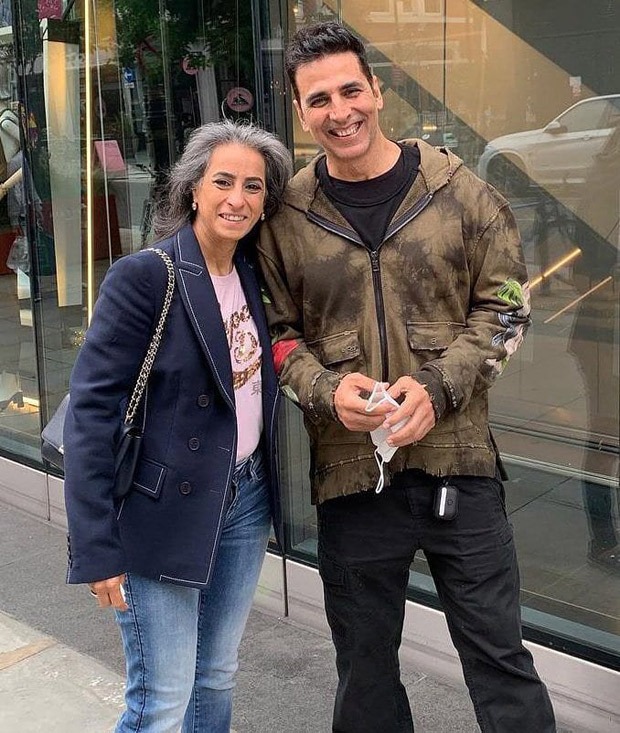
[0,0,618,726]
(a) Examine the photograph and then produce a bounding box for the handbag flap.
[41,394,71,469]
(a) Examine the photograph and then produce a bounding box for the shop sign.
[226,87,254,113]
[182,56,199,76]
[38,0,62,19]
[122,68,136,86]
[94,140,126,173]
[569,75,582,98]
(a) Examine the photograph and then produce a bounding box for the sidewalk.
[0,611,124,732]
[0,502,588,732]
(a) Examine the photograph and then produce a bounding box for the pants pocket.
[486,475,509,521]
[318,552,346,588]
[225,480,239,518]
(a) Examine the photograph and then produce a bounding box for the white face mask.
[365,382,408,493]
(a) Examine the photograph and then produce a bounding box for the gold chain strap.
[124,248,176,424]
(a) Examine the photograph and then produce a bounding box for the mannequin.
[0,105,19,168]
[0,100,24,412]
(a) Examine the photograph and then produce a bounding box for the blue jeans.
[317,470,556,733]
[114,449,270,733]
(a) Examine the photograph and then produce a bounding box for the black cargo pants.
[316,470,556,733]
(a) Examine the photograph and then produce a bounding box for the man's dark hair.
[285,22,373,102]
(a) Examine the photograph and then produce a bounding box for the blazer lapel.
[174,224,235,411]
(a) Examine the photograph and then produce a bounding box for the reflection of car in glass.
[403,123,458,150]
[293,142,321,172]
[417,125,458,150]
[478,94,620,195]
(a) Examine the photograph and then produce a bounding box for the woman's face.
[192,142,267,248]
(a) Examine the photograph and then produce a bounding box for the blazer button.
[188,437,200,451]
[179,481,192,495]
[197,394,210,407]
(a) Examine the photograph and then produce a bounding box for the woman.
[63,120,292,732]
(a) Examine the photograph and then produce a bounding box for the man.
[258,21,556,733]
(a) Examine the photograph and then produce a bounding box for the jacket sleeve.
[414,197,531,417]
[257,221,342,425]
[63,252,161,584]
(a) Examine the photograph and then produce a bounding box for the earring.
[191,201,197,211]
[260,212,265,221]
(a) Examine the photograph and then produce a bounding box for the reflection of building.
[511,1,620,122]
[0,2,618,730]
[0,0,11,29]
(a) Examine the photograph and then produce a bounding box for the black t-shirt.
[316,143,420,250]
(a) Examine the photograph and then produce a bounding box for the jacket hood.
[282,138,464,213]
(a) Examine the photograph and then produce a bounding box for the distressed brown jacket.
[258,140,530,504]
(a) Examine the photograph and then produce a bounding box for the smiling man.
[257,22,556,733]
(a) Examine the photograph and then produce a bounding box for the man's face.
[293,51,384,177]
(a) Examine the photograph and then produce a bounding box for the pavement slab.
[0,611,124,732]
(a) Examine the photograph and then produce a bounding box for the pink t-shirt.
[211,267,263,464]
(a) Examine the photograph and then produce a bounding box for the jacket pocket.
[406,321,464,353]
[406,322,480,439]
[307,330,363,373]
[131,457,167,499]
[407,321,463,371]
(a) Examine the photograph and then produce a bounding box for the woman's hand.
[88,574,129,612]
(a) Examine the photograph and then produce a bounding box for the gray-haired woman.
[63,120,292,732]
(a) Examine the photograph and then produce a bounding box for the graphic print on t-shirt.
[223,304,262,391]
[211,266,263,463]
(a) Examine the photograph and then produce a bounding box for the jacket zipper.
[306,211,363,245]
[369,250,389,381]
[306,191,434,382]
[384,192,434,240]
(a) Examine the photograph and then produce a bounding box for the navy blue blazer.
[64,223,281,588]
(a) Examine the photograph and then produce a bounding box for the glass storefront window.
[6,0,260,466]
[282,0,619,666]
[0,0,616,670]
[0,2,40,462]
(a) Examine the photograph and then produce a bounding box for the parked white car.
[478,94,620,195]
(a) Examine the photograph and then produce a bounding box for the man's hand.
[334,373,395,431]
[89,574,128,612]
[383,376,436,446]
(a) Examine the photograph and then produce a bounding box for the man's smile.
[328,121,363,138]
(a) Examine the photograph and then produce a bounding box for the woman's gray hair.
[152,120,293,239]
